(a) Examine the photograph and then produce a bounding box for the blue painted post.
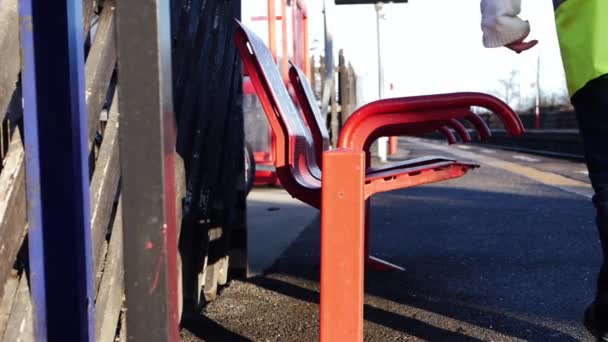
[20,1,95,341]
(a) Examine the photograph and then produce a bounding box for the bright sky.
[245,0,569,111]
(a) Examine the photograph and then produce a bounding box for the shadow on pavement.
[248,275,487,341]
[260,184,596,341]
[181,314,252,342]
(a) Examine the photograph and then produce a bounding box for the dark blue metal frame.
[20,0,95,340]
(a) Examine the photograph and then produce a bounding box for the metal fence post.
[19,0,95,340]
[375,2,389,162]
[116,0,180,340]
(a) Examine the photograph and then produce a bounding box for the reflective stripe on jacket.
[555,0,608,97]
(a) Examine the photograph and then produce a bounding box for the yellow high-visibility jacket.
[555,0,608,97]
[481,0,608,97]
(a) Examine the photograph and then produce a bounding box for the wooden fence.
[0,0,245,340]
[0,0,124,340]
[0,0,31,335]
[311,49,357,147]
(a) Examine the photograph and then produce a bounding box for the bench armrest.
[338,92,523,151]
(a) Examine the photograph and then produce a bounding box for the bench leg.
[321,149,366,342]
[362,150,404,272]
[364,199,406,272]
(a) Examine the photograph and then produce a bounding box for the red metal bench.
[288,61,493,167]
[235,20,524,341]
[289,61,497,270]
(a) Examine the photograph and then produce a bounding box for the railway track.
[464,129,584,161]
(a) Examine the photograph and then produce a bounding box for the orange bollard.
[267,0,277,61]
[320,149,366,342]
[280,0,288,81]
[389,136,398,155]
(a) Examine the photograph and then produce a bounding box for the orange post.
[302,12,310,79]
[280,0,289,81]
[389,136,398,155]
[268,0,277,61]
[320,149,365,342]
[292,3,298,68]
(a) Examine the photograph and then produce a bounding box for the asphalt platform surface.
[182,138,599,341]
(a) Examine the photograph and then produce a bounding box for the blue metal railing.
[20,1,95,340]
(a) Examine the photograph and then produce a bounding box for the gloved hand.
[505,29,538,53]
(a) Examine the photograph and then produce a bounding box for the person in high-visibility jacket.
[481,0,608,339]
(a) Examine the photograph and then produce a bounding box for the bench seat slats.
[365,161,476,183]
[366,156,456,174]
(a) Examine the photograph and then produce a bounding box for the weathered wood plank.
[83,0,96,38]
[338,50,356,121]
[118,311,127,341]
[203,226,223,302]
[330,78,339,146]
[0,131,26,304]
[90,92,120,279]
[2,275,33,342]
[85,0,117,151]
[95,200,124,342]
[0,271,19,340]
[0,120,7,163]
[0,0,20,122]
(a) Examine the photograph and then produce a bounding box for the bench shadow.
[181,314,252,342]
[247,275,577,342]
[252,184,595,341]
[248,276,485,341]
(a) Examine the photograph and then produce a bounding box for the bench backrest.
[288,62,330,166]
[235,21,321,180]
